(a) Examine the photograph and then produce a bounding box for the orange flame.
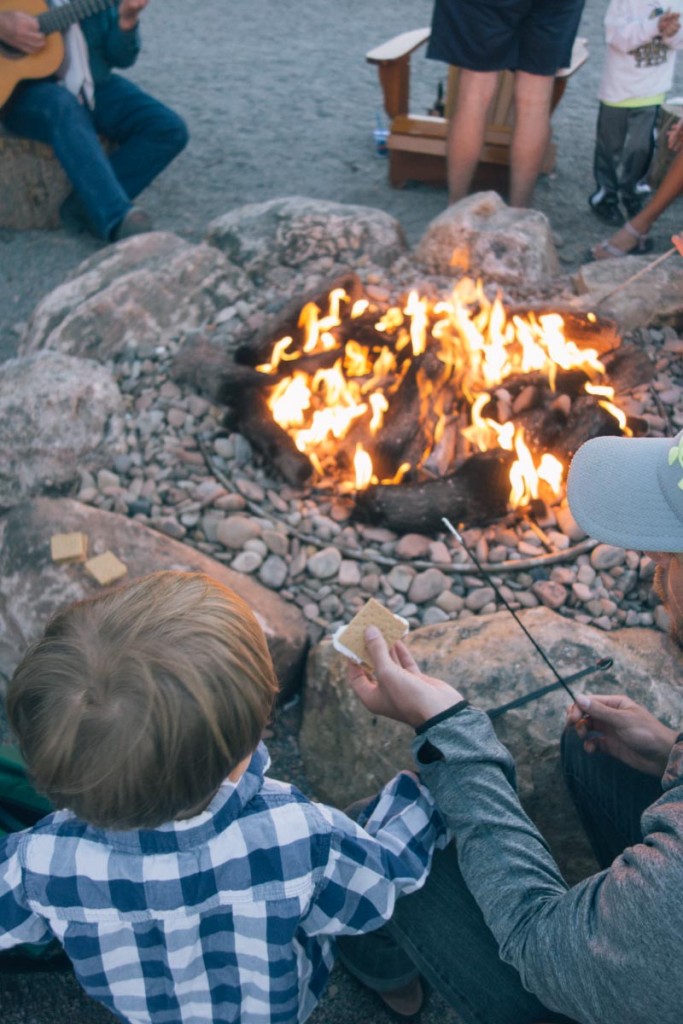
[258,279,623,507]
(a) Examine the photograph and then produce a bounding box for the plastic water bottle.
[373,111,389,157]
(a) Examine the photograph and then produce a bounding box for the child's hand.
[346,627,464,728]
[658,10,680,36]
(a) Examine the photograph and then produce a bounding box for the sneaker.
[111,207,154,242]
[377,977,424,1021]
[588,191,624,227]
[623,195,645,218]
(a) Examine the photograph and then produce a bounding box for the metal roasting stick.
[441,517,613,709]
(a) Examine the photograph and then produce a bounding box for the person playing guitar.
[0,0,188,241]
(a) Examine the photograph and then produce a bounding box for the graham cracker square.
[50,532,89,564]
[332,597,409,667]
[84,551,128,586]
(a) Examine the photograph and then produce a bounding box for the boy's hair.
[7,572,279,830]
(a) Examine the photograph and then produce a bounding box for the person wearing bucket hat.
[338,432,683,1024]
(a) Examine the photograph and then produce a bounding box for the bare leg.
[509,71,556,207]
[594,147,683,256]
[447,69,499,203]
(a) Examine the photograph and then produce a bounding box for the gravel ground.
[3,2,683,1022]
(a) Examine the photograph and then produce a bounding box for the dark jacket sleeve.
[413,707,683,1024]
[81,6,141,83]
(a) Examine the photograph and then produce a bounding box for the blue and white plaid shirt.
[0,743,447,1023]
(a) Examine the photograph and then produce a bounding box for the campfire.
[219,274,651,534]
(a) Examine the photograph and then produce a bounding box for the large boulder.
[300,607,683,880]
[0,351,124,511]
[574,254,683,332]
[0,498,309,737]
[19,232,249,360]
[414,192,560,290]
[205,196,407,286]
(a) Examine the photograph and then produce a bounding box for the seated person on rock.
[0,0,188,242]
[338,430,683,1024]
[0,571,448,1024]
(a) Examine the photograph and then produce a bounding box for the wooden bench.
[0,123,71,230]
[366,29,589,191]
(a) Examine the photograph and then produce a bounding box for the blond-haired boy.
[0,572,446,1023]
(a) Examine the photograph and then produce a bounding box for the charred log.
[552,395,623,460]
[507,307,621,356]
[369,349,454,478]
[235,272,366,365]
[225,391,313,486]
[217,349,346,405]
[602,344,655,392]
[354,449,514,534]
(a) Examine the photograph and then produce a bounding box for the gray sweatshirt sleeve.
[414,707,683,1024]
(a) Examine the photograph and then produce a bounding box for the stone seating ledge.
[0,123,69,230]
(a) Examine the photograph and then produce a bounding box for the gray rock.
[590,544,626,571]
[575,256,683,332]
[408,568,449,604]
[231,550,263,574]
[259,555,289,590]
[395,533,432,560]
[414,192,560,288]
[205,196,407,284]
[20,233,248,360]
[531,580,567,609]
[307,546,342,580]
[338,560,362,587]
[555,504,587,542]
[300,608,683,881]
[387,564,416,594]
[0,352,124,511]
[0,498,307,709]
[215,515,263,549]
[465,586,497,611]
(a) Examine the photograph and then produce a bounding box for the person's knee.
[167,112,189,156]
[513,71,555,117]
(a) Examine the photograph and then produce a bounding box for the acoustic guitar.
[0,0,116,108]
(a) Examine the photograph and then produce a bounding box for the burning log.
[507,306,621,355]
[354,450,514,534]
[218,350,343,404]
[554,396,624,459]
[235,272,367,365]
[224,391,313,486]
[367,349,455,478]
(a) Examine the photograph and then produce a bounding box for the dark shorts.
[427,0,585,76]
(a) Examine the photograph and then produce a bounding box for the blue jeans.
[337,730,661,1024]
[2,74,188,240]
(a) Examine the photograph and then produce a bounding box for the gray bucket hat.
[567,430,683,553]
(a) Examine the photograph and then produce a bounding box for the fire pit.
[219,274,652,534]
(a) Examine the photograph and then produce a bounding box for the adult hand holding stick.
[567,692,679,776]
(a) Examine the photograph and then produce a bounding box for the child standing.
[589,0,683,228]
[0,572,447,1024]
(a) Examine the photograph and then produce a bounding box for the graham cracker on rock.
[332,597,409,667]
[84,551,128,586]
[50,532,89,564]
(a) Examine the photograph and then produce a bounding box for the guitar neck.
[38,0,117,36]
